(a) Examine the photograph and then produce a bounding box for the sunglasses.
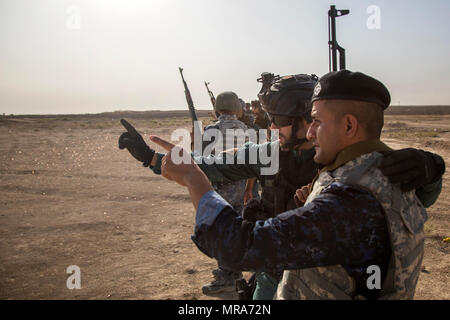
[268,114,293,127]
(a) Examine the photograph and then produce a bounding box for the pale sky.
[1,0,449,115]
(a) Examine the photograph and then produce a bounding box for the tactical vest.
[275,152,428,300]
[260,148,318,217]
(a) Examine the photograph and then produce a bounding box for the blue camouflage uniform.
[192,181,391,299]
[190,140,430,299]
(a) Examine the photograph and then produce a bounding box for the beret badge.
[313,82,322,96]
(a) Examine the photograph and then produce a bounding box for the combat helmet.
[257,73,318,122]
[215,91,242,113]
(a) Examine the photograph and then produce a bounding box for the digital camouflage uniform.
[202,114,248,214]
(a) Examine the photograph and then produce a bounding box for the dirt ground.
[0,113,448,300]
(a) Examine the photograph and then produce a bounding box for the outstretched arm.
[150,136,390,274]
[149,135,213,209]
[118,119,267,182]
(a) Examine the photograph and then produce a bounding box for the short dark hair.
[333,101,384,139]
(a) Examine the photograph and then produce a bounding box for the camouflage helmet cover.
[215,91,241,113]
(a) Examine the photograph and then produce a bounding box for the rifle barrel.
[327,5,349,72]
[178,67,197,122]
[204,81,216,107]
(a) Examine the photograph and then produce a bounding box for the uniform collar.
[311,139,393,187]
[322,140,392,173]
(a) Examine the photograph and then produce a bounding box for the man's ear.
[343,114,358,138]
[295,119,309,139]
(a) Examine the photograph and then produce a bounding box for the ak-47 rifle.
[204,81,216,108]
[178,67,202,151]
[204,81,219,119]
[328,5,350,72]
[179,67,198,124]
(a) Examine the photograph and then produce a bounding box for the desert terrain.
[0,108,449,300]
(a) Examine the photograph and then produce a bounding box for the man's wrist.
[150,152,158,167]
[183,167,214,209]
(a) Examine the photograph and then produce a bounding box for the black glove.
[118,119,155,167]
[379,148,445,192]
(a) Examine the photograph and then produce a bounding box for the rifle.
[204,81,216,108]
[178,67,202,151]
[328,5,350,72]
[204,81,219,119]
[179,67,198,123]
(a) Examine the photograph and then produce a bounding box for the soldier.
[119,74,444,299]
[149,70,445,299]
[216,74,320,299]
[201,91,248,213]
[244,102,253,116]
[198,91,248,294]
[152,74,444,299]
[251,100,270,130]
[238,98,255,129]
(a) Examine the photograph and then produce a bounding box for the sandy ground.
[0,114,448,300]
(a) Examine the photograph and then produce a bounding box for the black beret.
[311,70,391,109]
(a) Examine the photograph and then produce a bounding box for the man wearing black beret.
[311,70,391,108]
[146,70,444,299]
[272,70,432,298]
[311,70,444,194]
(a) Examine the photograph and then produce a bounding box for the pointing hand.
[118,119,155,167]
